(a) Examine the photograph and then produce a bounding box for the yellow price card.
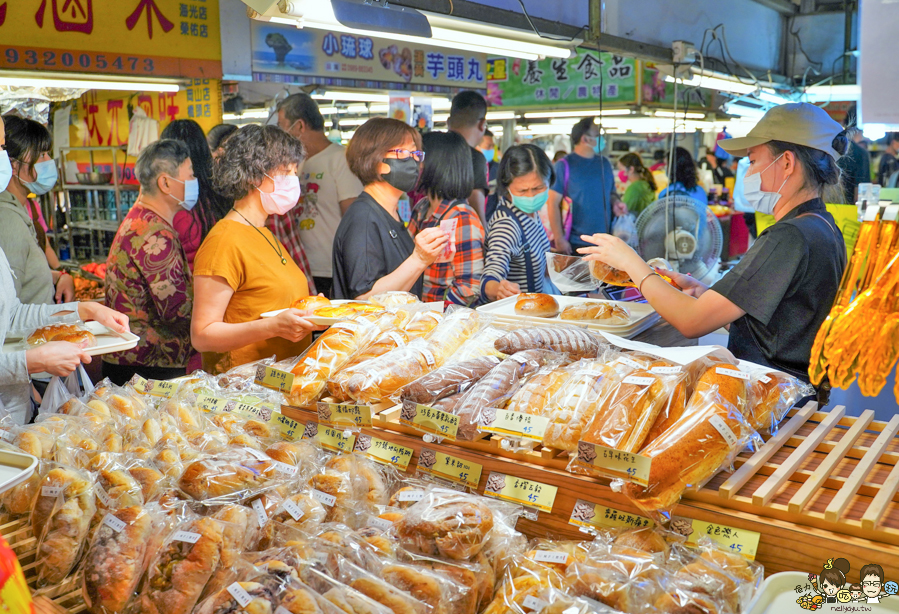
[196,394,228,413]
[568,499,654,531]
[140,379,180,398]
[318,402,372,428]
[671,516,760,560]
[483,472,557,513]
[399,400,459,441]
[572,442,651,486]
[416,447,482,489]
[303,421,356,453]
[254,365,295,392]
[269,411,302,441]
[353,434,413,471]
[479,409,549,442]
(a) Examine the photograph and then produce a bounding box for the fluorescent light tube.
[0,72,181,92]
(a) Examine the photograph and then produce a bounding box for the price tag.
[196,394,229,413]
[671,516,760,560]
[306,421,356,453]
[353,435,413,471]
[425,311,442,322]
[41,486,62,498]
[129,374,149,390]
[387,331,406,347]
[96,485,112,507]
[231,402,265,420]
[270,411,302,441]
[623,375,655,386]
[271,461,298,476]
[142,379,179,398]
[568,499,654,531]
[616,357,647,370]
[370,517,393,531]
[400,401,459,441]
[397,490,425,502]
[758,374,772,384]
[532,550,569,564]
[254,365,295,392]
[709,415,738,448]
[311,489,337,507]
[283,500,305,521]
[102,513,127,533]
[479,409,549,442]
[523,596,547,611]
[172,531,201,543]
[510,354,528,364]
[483,472,557,513]
[317,402,372,428]
[650,366,682,374]
[572,442,652,486]
[227,582,253,608]
[251,499,268,524]
[715,367,750,381]
[419,348,436,367]
[0,429,14,442]
[416,447,483,489]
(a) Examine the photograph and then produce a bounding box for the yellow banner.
[0,0,220,78]
[756,204,859,256]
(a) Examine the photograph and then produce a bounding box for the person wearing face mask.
[332,118,448,300]
[578,103,849,394]
[192,125,323,375]
[103,139,197,384]
[0,115,72,305]
[546,117,624,256]
[481,144,559,302]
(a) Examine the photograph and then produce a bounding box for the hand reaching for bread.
[26,341,91,376]
[77,301,130,334]
[485,279,521,302]
[413,227,449,266]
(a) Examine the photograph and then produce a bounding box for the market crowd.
[0,91,863,420]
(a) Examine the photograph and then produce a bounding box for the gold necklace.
[232,208,287,265]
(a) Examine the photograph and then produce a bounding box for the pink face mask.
[257,173,301,215]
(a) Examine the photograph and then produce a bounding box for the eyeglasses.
[862,581,882,587]
[386,149,425,162]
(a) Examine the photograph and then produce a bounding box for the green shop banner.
[486,51,638,107]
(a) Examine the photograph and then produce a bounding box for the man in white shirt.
[274,93,362,297]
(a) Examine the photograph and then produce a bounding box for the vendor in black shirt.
[332,118,447,300]
[576,103,848,391]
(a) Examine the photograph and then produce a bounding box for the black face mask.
[381,157,421,193]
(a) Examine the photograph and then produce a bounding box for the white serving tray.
[3,320,139,357]
[477,294,660,334]
[746,571,899,613]
[0,449,38,495]
[261,300,356,326]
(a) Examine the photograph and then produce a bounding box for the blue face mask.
[511,189,548,214]
[168,176,200,210]
[0,151,12,193]
[481,148,495,163]
[593,135,606,154]
[19,159,58,195]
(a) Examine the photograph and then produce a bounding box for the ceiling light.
[665,72,756,95]
[801,84,861,102]
[312,91,390,103]
[522,109,632,119]
[345,103,389,113]
[654,110,706,119]
[756,89,792,105]
[723,102,767,118]
[0,71,181,92]
[223,110,271,120]
[486,111,516,120]
[335,117,369,126]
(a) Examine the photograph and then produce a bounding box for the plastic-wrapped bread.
[624,390,760,512]
[178,451,277,501]
[420,308,482,364]
[338,560,430,614]
[83,505,155,614]
[310,469,355,523]
[403,310,444,338]
[542,359,625,452]
[494,326,601,360]
[745,369,814,432]
[394,490,495,560]
[454,350,554,440]
[325,454,389,509]
[560,302,630,325]
[688,359,750,414]
[642,360,691,446]
[327,328,411,400]
[399,356,502,406]
[287,318,380,407]
[505,365,575,414]
[370,290,420,307]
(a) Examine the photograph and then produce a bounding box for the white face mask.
[743,153,788,216]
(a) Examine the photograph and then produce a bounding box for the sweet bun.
[53,330,96,348]
[514,293,560,318]
[292,295,332,311]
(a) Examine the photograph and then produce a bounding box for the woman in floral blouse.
[104,139,197,384]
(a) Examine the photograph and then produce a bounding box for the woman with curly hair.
[191,125,322,374]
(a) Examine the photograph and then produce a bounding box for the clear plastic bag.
[612,213,639,248]
[546,253,598,293]
[24,321,97,348]
[328,327,412,400]
[335,556,433,614]
[370,291,421,307]
[177,448,282,503]
[403,310,445,339]
[494,325,604,360]
[301,565,395,614]
[744,367,815,434]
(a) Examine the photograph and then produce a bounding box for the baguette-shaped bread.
[400,356,502,406]
[505,366,574,415]
[560,302,629,325]
[327,328,411,400]
[495,326,600,359]
[542,361,623,451]
[83,505,153,614]
[288,319,379,407]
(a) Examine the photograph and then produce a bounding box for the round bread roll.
[52,330,96,348]
[514,293,560,318]
[291,295,331,311]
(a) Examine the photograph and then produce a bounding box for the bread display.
[26,323,97,348]
[394,490,495,560]
[542,360,623,451]
[327,328,412,400]
[560,302,630,325]
[514,293,560,318]
[178,452,276,500]
[400,356,502,406]
[494,327,601,360]
[504,365,573,415]
[370,291,420,307]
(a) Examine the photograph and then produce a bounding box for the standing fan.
[635,194,723,285]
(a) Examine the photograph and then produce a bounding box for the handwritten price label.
[401,401,459,441]
[354,435,413,471]
[255,365,295,392]
[480,409,549,442]
[305,421,356,453]
[417,448,483,489]
[144,379,179,398]
[568,499,654,531]
[268,411,302,441]
[318,402,372,428]
[573,442,651,486]
[196,394,228,413]
[672,516,760,560]
[483,472,557,513]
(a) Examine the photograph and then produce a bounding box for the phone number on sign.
[2,48,156,73]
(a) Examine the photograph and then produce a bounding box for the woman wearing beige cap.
[578,103,848,393]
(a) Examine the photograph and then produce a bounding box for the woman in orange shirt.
[191,125,322,374]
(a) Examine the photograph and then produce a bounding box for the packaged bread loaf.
[26,322,97,348]
[394,489,495,560]
[370,290,420,307]
[560,301,630,325]
[420,307,482,364]
[32,465,96,586]
[505,364,574,415]
[402,310,444,338]
[203,504,260,600]
[380,560,472,614]
[287,318,380,407]
[340,340,439,405]
[337,558,430,614]
[83,505,156,614]
[455,350,554,440]
[399,356,502,406]
[745,368,814,432]
[623,390,760,512]
[178,450,277,501]
[494,326,601,359]
[398,549,495,614]
[327,328,411,400]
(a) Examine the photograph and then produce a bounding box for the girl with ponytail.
[617,153,657,217]
[810,557,851,603]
